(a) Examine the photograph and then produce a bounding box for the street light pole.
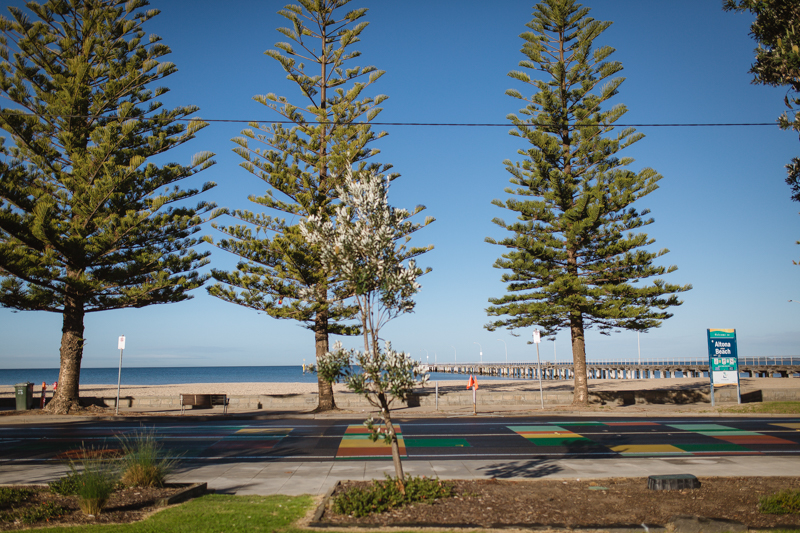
[497,339,507,363]
[473,341,482,364]
[451,345,457,363]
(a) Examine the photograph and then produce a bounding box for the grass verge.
[718,401,800,414]
[37,494,314,533]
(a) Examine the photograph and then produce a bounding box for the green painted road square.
[404,438,470,448]
[696,430,762,436]
[667,424,736,432]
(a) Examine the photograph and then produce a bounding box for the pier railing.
[435,356,797,366]
[422,356,799,380]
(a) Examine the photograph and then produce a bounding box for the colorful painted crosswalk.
[504,421,800,456]
[336,424,406,458]
[508,425,594,447]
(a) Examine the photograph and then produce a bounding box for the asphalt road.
[2,415,800,463]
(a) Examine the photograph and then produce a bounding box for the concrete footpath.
[2,456,799,496]
[1,402,799,496]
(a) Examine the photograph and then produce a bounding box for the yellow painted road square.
[610,444,687,454]
[771,423,800,430]
[235,428,293,435]
[338,438,406,448]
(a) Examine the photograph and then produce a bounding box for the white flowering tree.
[301,167,433,487]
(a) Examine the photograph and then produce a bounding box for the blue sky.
[1,0,798,369]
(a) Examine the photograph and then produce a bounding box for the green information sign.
[706,328,741,404]
[707,328,739,384]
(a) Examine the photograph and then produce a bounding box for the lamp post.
[473,341,483,364]
[497,339,507,363]
[451,345,457,362]
[116,335,125,416]
[554,338,557,365]
[637,331,641,366]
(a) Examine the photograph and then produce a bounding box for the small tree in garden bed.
[302,166,433,489]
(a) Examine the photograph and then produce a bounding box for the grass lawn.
[718,401,800,414]
[34,494,445,533]
[20,492,800,533]
[39,494,313,533]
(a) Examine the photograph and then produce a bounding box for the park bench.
[180,393,228,415]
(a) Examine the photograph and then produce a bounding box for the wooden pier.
[425,359,799,380]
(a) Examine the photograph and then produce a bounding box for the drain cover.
[647,474,701,490]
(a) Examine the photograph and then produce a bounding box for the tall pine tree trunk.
[315,303,336,411]
[570,311,589,406]
[48,286,85,414]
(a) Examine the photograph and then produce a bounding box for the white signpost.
[533,329,544,409]
[116,335,125,415]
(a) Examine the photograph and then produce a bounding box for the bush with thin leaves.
[67,449,120,516]
[118,428,178,488]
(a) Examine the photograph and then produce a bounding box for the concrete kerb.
[0,401,798,424]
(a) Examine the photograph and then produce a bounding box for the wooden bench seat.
[180,393,228,414]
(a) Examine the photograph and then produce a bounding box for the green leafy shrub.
[117,428,179,487]
[0,500,67,525]
[49,471,83,495]
[18,501,68,524]
[760,489,800,514]
[333,475,453,517]
[0,487,33,509]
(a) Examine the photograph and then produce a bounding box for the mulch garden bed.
[0,485,181,530]
[318,476,800,530]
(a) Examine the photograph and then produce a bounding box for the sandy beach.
[0,377,796,399]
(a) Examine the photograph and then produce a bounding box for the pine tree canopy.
[0,0,217,314]
[0,0,217,412]
[486,0,691,339]
[724,0,800,204]
[207,0,392,336]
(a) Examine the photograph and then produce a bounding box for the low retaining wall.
[68,387,800,411]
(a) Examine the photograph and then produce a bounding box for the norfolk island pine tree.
[0,0,218,413]
[724,1,800,261]
[485,0,691,406]
[205,0,396,410]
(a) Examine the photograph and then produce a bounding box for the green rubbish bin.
[15,382,33,410]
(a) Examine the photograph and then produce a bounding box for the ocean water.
[0,366,517,386]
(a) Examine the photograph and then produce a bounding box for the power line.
[202,120,779,128]
[0,111,779,128]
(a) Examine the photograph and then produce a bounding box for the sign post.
[116,335,125,415]
[706,329,741,406]
[533,329,544,410]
